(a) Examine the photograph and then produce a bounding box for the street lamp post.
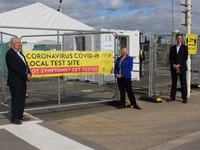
[186,0,192,98]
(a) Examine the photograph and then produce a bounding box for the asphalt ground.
[1,86,200,150]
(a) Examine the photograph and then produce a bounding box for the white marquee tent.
[0,2,94,43]
[0,3,140,82]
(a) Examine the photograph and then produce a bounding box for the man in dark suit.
[6,36,32,125]
[168,34,188,103]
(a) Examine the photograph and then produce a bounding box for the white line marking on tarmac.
[0,120,93,150]
[147,130,200,150]
[190,91,200,95]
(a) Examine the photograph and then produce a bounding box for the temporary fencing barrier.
[0,32,16,112]
[137,33,200,102]
[191,37,200,87]
[0,26,120,113]
[1,26,199,113]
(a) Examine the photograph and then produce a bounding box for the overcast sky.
[0,0,199,34]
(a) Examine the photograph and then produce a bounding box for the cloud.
[125,0,165,9]
[98,0,124,10]
[0,0,199,34]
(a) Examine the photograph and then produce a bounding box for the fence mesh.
[1,27,199,112]
[0,27,118,113]
[191,38,200,85]
[0,32,15,112]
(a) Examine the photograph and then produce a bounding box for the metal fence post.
[114,34,119,100]
[148,34,153,97]
[0,33,5,101]
[196,38,200,85]
[148,34,157,98]
[153,35,157,97]
[57,30,61,105]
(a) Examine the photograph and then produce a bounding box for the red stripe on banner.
[30,66,99,74]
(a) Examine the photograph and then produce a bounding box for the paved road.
[1,89,200,150]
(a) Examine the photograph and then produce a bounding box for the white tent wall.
[63,29,140,84]
[63,35,76,50]
[62,34,96,82]
[63,32,114,84]
[94,29,140,82]
[0,2,140,84]
[0,2,94,45]
[94,29,115,51]
[93,29,115,84]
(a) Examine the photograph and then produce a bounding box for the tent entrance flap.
[75,36,85,51]
[118,36,129,52]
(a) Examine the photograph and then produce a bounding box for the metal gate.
[145,33,200,101]
[0,26,119,113]
[0,32,17,112]
[133,34,173,102]
[148,34,172,99]
[191,36,200,87]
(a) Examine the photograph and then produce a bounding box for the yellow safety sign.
[185,34,197,55]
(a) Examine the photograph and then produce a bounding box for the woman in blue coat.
[114,46,141,109]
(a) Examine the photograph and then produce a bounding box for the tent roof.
[0,2,94,31]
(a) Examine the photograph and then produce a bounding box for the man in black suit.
[168,34,188,103]
[6,36,32,125]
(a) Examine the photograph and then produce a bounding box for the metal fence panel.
[2,26,198,112]
[132,43,150,98]
[0,27,118,113]
[0,32,16,112]
[147,34,200,100]
[151,34,172,97]
[136,34,173,101]
[191,37,200,85]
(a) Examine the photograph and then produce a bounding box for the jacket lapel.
[177,44,183,55]
[11,48,27,67]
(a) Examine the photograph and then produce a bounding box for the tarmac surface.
[1,87,200,150]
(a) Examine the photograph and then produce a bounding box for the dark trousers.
[117,78,137,106]
[9,85,27,121]
[139,61,144,77]
[170,70,187,100]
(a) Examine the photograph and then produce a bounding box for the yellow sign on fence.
[185,34,197,55]
[23,51,113,78]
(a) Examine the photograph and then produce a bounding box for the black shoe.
[118,105,126,109]
[133,105,141,110]
[11,119,22,125]
[167,98,175,102]
[183,100,188,104]
[19,116,30,121]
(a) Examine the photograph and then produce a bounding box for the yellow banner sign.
[185,34,197,55]
[23,51,113,78]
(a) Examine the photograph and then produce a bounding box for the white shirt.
[119,57,124,74]
[12,47,27,65]
[176,44,181,54]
